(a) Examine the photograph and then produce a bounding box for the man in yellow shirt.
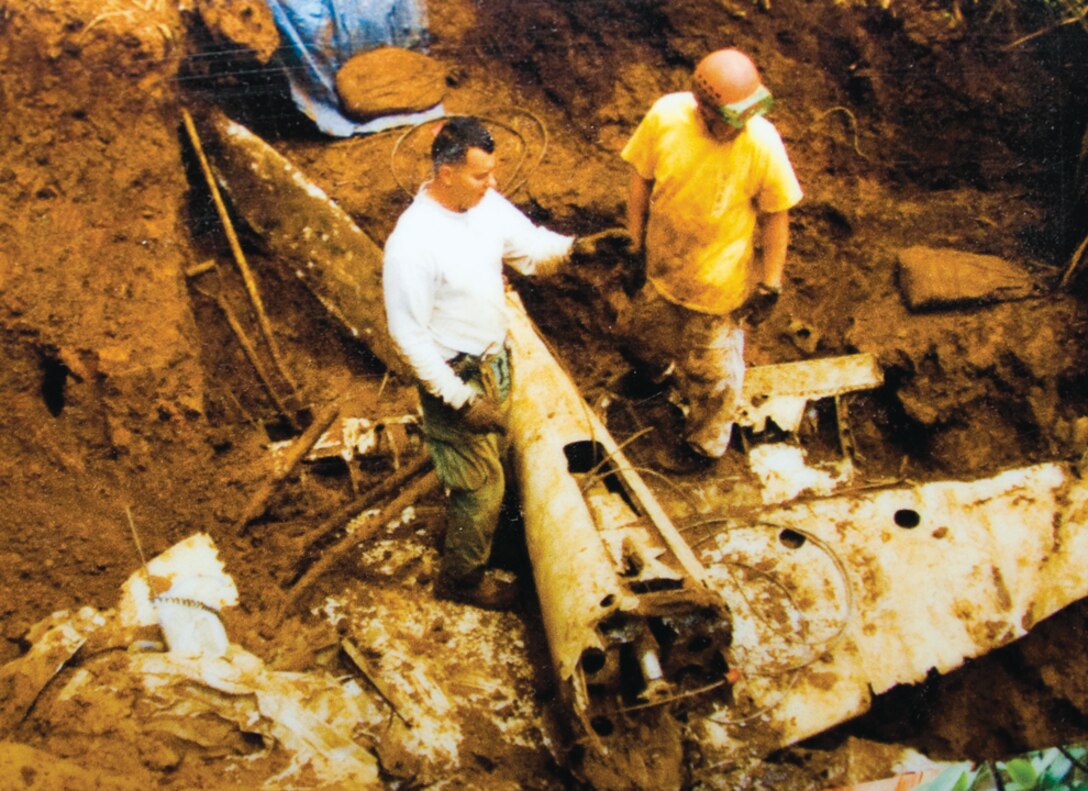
[618,47,803,469]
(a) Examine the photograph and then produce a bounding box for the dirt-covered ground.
[1,0,1088,788]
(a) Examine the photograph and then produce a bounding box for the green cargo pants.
[418,346,512,585]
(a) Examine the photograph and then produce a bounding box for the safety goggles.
[713,85,774,128]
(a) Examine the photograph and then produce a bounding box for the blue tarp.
[265,0,444,137]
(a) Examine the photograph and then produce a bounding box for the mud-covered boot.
[434,569,520,611]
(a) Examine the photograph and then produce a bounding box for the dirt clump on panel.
[336,47,447,120]
[1,0,1088,788]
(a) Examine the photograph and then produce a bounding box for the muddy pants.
[418,347,512,585]
[616,283,745,458]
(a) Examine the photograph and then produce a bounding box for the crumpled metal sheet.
[738,353,883,432]
[117,532,238,658]
[691,462,1088,756]
[505,293,731,788]
[285,414,419,463]
[131,647,382,788]
[3,534,384,789]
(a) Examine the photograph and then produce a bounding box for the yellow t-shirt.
[622,92,803,315]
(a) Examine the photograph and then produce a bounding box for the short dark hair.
[431,116,494,169]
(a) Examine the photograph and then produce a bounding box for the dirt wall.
[0,0,220,658]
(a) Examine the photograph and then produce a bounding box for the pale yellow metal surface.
[738,353,883,431]
[505,295,632,683]
[505,291,731,751]
[691,463,1088,756]
[507,294,713,590]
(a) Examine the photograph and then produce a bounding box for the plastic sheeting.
[265,0,444,136]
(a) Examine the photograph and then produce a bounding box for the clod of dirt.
[192,0,280,64]
[335,45,446,120]
[0,742,141,790]
[897,246,1040,311]
[335,47,446,120]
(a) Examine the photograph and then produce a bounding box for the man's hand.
[460,395,507,435]
[738,282,780,326]
[570,228,633,262]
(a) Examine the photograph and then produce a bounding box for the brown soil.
[2,0,1087,788]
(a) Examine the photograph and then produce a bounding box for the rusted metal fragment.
[738,353,883,432]
[691,462,1088,759]
[897,245,1039,311]
[506,293,731,788]
[283,413,421,466]
[195,111,406,374]
[747,442,854,503]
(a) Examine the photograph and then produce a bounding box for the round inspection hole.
[894,508,921,529]
[590,716,615,737]
[580,648,607,675]
[778,529,806,549]
[599,594,615,608]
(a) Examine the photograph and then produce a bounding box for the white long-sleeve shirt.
[383,187,574,408]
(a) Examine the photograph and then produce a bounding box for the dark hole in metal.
[590,716,614,737]
[894,508,921,528]
[779,529,806,549]
[581,648,607,675]
[564,440,606,474]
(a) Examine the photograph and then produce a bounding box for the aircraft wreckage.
[184,110,1088,786]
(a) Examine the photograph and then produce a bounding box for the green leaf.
[918,764,981,791]
[1032,748,1062,777]
[1041,754,1072,785]
[1005,758,1038,788]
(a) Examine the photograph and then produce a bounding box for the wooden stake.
[280,470,439,616]
[181,108,300,403]
[234,396,345,535]
[184,259,217,278]
[1059,231,1088,291]
[293,453,432,552]
[211,290,297,426]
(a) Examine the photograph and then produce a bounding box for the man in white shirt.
[383,116,625,609]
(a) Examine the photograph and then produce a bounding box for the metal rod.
[125,505,152,588]
[340,638,414,727]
